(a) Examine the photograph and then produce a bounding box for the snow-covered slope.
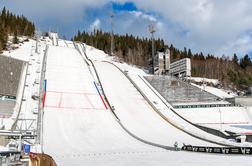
[43,43,170,166]
[84,43,252,146]
[40,40,252,165]
[192,83,237,99]
[94,61,219,147]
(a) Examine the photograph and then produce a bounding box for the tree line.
[0,7,35,52]
[73,30,252,90]
[72,29,165,67]
[169,45,252,89]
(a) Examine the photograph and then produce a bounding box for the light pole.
[219,108,222,131]
[110,12,114,56]
[149,23,156,74]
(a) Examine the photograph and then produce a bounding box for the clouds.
[89,19,101,31]
[1,0,252,57]
[1,0,108,21]
[130,11,157,22]
[217,32,252,56]
[129,0,252,56]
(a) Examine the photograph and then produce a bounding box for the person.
[174,141,179,151]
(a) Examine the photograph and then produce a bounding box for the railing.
[173,103,240,109]
[36,45,49,147]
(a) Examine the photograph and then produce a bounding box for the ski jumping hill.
[41,38,252,166]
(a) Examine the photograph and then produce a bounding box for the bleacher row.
[0,55,25,97]
[144,76,220,105]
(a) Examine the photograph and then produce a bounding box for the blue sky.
[113,2,137,11]
[1,0,252,59]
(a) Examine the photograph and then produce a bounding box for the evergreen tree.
[240,54,252,69]
[72,29,252,90]
[0,7,35,52]
[188,48,193,58]
[232,53,239,65]
[13,31,18,44]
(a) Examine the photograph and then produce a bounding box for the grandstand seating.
[144,75,220,105]
[0,55,25,97]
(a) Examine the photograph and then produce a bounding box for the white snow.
[84,45,252,146]
[175,106,252,133]
[43,44,164,166]
[188,77,219,85]
[2,39,35,62]
[3,38,252,165]
[94,61,220,147]
[192,83,237,99]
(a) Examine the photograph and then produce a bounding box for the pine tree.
[0,7,35,51]
[188,48,193,58]
[13,31,18,44]
[240,54,252,69]
[232,53,239,65]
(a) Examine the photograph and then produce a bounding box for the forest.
[0,7,35,52]
[73,30,252,90]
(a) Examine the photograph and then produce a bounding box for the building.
[0,55,27,117]
[154,48,170,75]
[170,58,191,77]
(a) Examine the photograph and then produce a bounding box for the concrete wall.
[235,97,252,106]
[0,55,25,97]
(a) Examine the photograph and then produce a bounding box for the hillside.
[0,7,35,52]
[72,30,252,90]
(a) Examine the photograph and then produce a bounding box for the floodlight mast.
[35,30,39,54]
[149,23,156,74]
[110,12,114,56]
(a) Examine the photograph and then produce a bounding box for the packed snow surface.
[37,40,252,165]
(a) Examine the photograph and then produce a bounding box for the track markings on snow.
[47,90,97,95]
[93,81,108,110]
[45,90,107,111]
[44,105,105,110]
[53,150,168,158]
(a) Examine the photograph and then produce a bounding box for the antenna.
[110,11,114,56]
[149,22,156,74]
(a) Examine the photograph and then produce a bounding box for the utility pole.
[219,108,222,131]
[35,29,41,54]
[35,30,39,54]
[110,12,114,56]
[149,23,156,74]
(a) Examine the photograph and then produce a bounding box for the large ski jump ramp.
[42,40,252,166]
[43,45,168,165]
[94,61,219,147]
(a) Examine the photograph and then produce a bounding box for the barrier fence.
[182,145,252,155]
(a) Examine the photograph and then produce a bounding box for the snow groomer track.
[42,40,252,166]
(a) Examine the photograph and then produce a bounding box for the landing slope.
[43,45,167,165]
[94,61,218,147]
